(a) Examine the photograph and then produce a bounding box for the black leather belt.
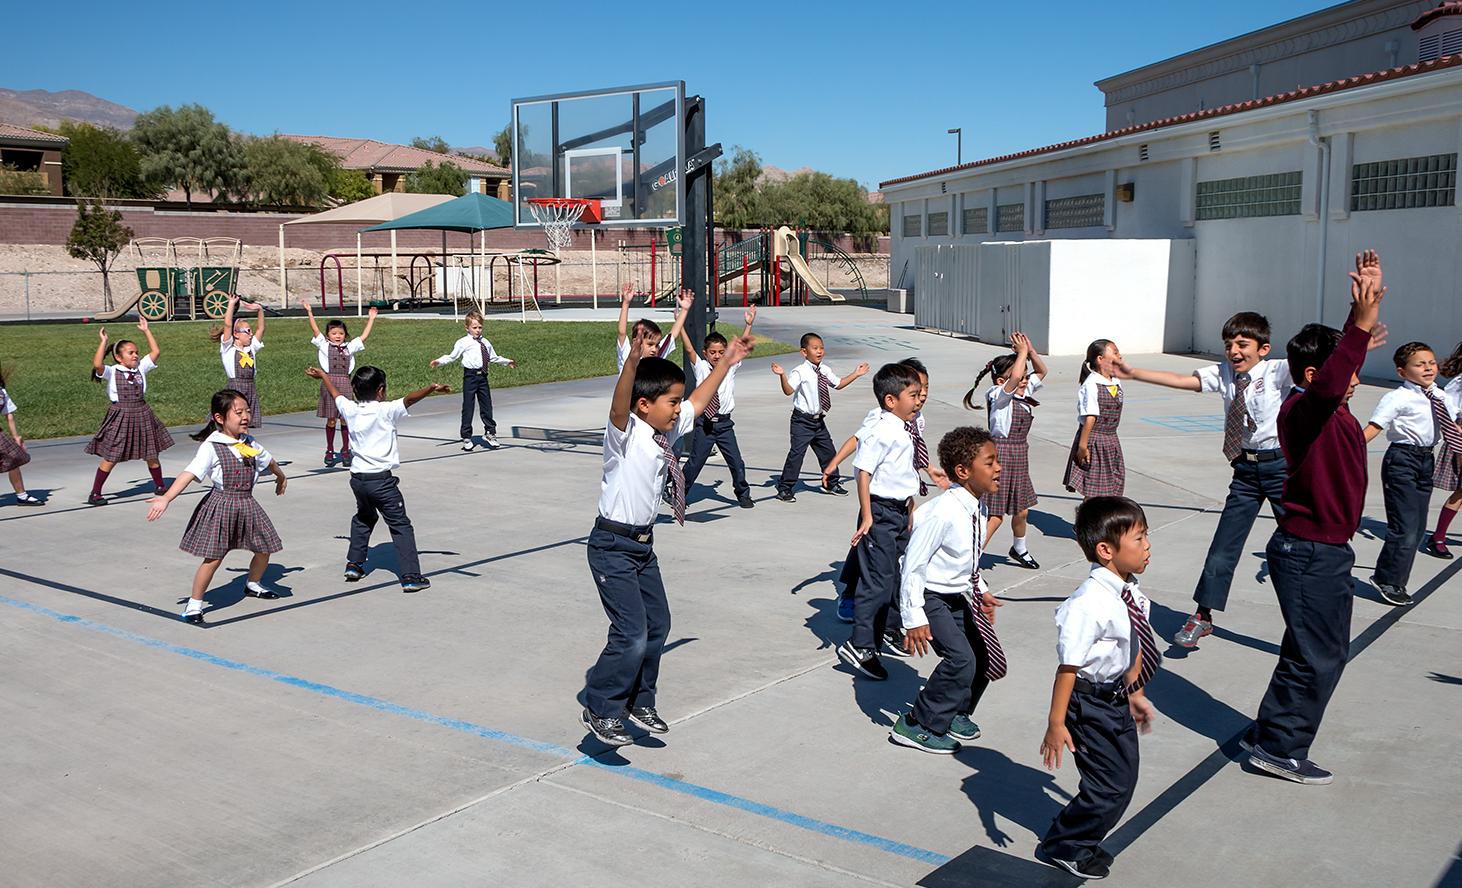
[869,494,906,508]
[465,368,490,375]
[595,516,654,543]
[1073,677,1125,701]
[701,413,730,424]
[354,470,393,481]
[794,410,826,420]
[1241,449,1282,463]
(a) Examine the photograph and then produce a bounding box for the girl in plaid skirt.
[85,318,174,506]
[1425,341,1462,558]
[1063,339,1126,499]
[212,294,265,427]
[0,362,43,506]
[304,302,376,468]
[966,332,1047,569]
[148,390,288,625]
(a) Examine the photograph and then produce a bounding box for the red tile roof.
[1413,2,1462,30]
[281,135,508,176]
[880,54,1462,189]
[0,122,68,145]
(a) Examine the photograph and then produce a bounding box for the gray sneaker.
[1173,612,1214,647]
[484,432,499,449]
[890,713,960,754]
[581,708,633,746]
[948,714,981,741]
[1249,745,1333,784]
[1372,578,1413,607]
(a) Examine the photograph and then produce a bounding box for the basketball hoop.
[526,198,600,252]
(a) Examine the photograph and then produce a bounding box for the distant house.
[0,123,67,196]
[282,135,511,199]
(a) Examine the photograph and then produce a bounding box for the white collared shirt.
[852,410,920,499]
[598,408,695,526]
[220,335,263,380]
[986,374,1044,439]
[1194,358,1292,451]
[899,486,989,628]
[0,387,16,415]
[786,360,842,414]
[96,356,157,400]
[182,431,274,486]
[1369,380,1451,446]
[1075,373,1121,421]
[692,358,739,414]
[435,335,512,370]
[1445,376,1462,420]
[615,334,675,372]
[333,397,410,473]
[312,334,365,373]
[1055,565,1149,684]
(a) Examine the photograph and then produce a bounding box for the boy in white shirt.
[835,363,921,682]
[1040,496,1160,880]
[308,364,450,594]
[771,333,869,502]
[893,426,1005,754]
[431,309,517,450]
[615,285,691,372]
[677,307,757,509]
[582,327,756,747]
[1364,341,1462,605]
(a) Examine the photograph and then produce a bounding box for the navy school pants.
[851,497,909,649]
[347,472,420,576]
[460,371,497,438]
[778,411,838,494]
[1192,452,1286,612]
[682,415,750,499]
[911,592,991,735]
[1374,444,1434,590]
[585,526,669,719]
[1042,688,1138,864]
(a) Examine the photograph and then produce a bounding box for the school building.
[880,0,1462,368]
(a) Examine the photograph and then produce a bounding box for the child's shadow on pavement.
[957,746,1072,849]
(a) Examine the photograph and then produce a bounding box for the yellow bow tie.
[238,353,254,369]
[1107,384,1119,399]
[231,441,261,458]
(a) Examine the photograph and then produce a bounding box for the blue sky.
[4,0,1325,190]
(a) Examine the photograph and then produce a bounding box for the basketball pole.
[681,95,721,395]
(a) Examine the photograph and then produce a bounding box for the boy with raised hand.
[678,306,757,509]
[615,284,691,372]
[1040,496,1160,880]
[1246,250,1386,785]
[581,326,757,747]
[835,362,922,682]
[772,333,869,502]
[893,426,1006,754]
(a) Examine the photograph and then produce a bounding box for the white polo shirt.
[852,410,919,499]
[615,334,675,372]
[986,374,1044,439]
[1194,358,1292,452]
[598,408,695,527]
[692,358,739,414]
[0,387,14,415]
[1055,565,1148,684]
[1369,380,1451,446]
[334,397,410,473]
[183,431,274,487]
[1075,374,1122,421]
[786,360,841,414]
[899,486,989,629]
[312,334,365,374]
[220,334,263,380]
[96,356,157,400]
[435,335,512,370]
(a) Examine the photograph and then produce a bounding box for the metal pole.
[24,270,30,321]
[948,128,961,165]
[278,224,287,307]
[683,94,709,359]
[591,229,598,310]
[650,235,657,308]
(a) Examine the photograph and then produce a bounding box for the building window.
[902,214,922,238]
[927,211,949,236]
[1195,172,1302,220]
[1351,153,1457,211]
[963,207,989,234]
[995,203,1024,233]
[1045,194,1106,229]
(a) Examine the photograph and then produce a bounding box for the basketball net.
[527,201,588,253]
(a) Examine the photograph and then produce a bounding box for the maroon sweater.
[1276,322,1371,545]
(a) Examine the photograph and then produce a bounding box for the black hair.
[1443,340,1462,379]
[937,426,995,479]
[963,353,1020,410]
[704,331,728,349]
[799,332,823,349]
[326,319,349,337]
[1221,312,1272,346]
[1075,496,1148,564]
[898,356,928,378]
[93,339,138,383]
[873,362,922,408]
[1079,339,1115,384]
[1392,341,1434,368]
[632,318,663,338]
[190,390,248,442]
[351,365,387,401]
[1285,324,1344,384]
[633,356,685,406]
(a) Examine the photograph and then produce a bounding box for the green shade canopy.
[360,192,516,233]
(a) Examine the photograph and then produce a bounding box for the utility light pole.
[948,128,961,165]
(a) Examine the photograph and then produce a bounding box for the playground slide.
[90,290,143,322]
[772,226,844,303]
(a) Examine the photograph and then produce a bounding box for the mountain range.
[0,88,138,130]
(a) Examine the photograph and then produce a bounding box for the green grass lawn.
[1,318,796,440]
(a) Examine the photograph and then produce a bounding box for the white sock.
[184,598,203,615]
[246,580,268,592]
[1012,536,1028,555]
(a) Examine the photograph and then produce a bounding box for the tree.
[762,171,886,235]
[243,135,331,208]
[66,201,133,311]
[327,168,376,203]
[131,104,248,209]
[410,135,451,154]
[493,124,512,169]
[404,160,467,196]
[35,121,158,199]
[713,145,764,230]
[0,164,51,196]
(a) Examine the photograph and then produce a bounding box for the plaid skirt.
[227,377,261,427]
[1063,429,1125,497]
[85,400,175,463]
[1435,441,1461,491]
[990,436,1038,516]
[0,429,30,473]
[180,488,283,559]
[316,372,350,419]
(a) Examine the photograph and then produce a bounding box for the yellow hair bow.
[231,441,261,458]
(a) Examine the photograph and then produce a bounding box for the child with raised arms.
[615,284,690,371]
[304,302,376,467]
[966,332,1047,569]
[1424,339,1462,557]
[148,390,288,625]
[677,306,756,509]
[214,294,265,426]
[1063,339,1125,499]
[0,363,42,506]
[85,318,173,506]
[431,309,516,451]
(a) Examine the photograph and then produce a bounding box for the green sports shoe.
[890,713,960,754]
[948,714,981,741]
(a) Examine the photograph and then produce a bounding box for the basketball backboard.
[511,82,685,230]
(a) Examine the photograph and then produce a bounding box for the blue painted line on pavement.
[0,592,951,867]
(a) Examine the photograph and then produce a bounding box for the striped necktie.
[816,367,832,412]
[1222,373,1257,461]
[1119,584,1161,697]
[905,419,929,496]
[970,512,1007,680]
[1428,390,1462,451]
[475,337,491,369]
[654,431,686,525]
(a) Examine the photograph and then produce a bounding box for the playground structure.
[717,226,867,305]
[314,248,556,321]
[93,237,242,322]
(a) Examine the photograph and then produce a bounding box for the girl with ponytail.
[1062,338,1126,498]
[968,332,1047,567]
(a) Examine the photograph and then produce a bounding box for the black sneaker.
[344,562,364,581]
[340,450,353,469]
[836,640,888,680]
[1041,849,1110,880]
[87,494,108,506]
[581,708,633,746]
[775,490,796,503]
[1008,547,1040,569]
[400,574,431,593]
[827,483,849,497]
[627,706,669,734]
[1372,577,1413,606]
[1248,744,1333,784]
[737,495,755,509]
[154,485,168,496]
[882,629,912,658]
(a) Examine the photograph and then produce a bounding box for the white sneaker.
[485,433,499,448]
[461,438,476,451]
